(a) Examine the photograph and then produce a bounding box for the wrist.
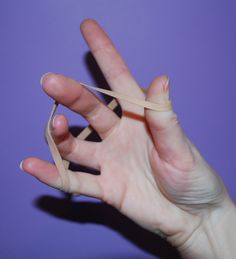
[178,196,236,259]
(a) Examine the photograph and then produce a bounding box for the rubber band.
[45,82,172,193]
[80,82,172,112]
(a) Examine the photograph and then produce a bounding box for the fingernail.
[52,115,58,129]
[19,160,24,171]
[154,76,169,97]
[162,77,170,101]
[163,77,170,92]
[40,72,53,86]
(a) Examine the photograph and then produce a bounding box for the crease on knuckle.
[85,102,104,122]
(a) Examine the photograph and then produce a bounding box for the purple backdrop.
[1,1,236,258]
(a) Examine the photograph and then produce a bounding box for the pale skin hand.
[21,19,236,257]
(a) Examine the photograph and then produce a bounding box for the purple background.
[1,1,236,258]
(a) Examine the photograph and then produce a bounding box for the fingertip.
[20,157,39,174]
[52,114,64,129]
[20,157,58,176]
[80,18,98,32]
[146,76,171,111]
[148,75,169,97]
[41,73,65,97]
[40,72,54,86]
[52,114,69,137]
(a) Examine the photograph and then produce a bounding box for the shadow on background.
[84,51,123,119]
[84,51,114,105]
[34,51,181,259]
[35,196,181,259]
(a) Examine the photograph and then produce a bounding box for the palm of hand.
[93,105,224,236]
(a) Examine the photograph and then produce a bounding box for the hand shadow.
[35,195,181,259]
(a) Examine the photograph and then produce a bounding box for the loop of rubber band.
[45,102,71,192]
[45,82,172,193]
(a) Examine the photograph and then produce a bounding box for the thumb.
[145,75,194,171]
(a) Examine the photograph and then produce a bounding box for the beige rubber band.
[80,82,171,112]
[45,102,71,192]
[45,82,172,193]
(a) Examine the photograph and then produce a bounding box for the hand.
[21,19,236,257]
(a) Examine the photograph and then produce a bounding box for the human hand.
[21,19,236,258]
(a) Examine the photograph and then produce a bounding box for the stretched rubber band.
[45,82,172,193]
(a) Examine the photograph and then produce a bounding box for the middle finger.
[80,19,145,111]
